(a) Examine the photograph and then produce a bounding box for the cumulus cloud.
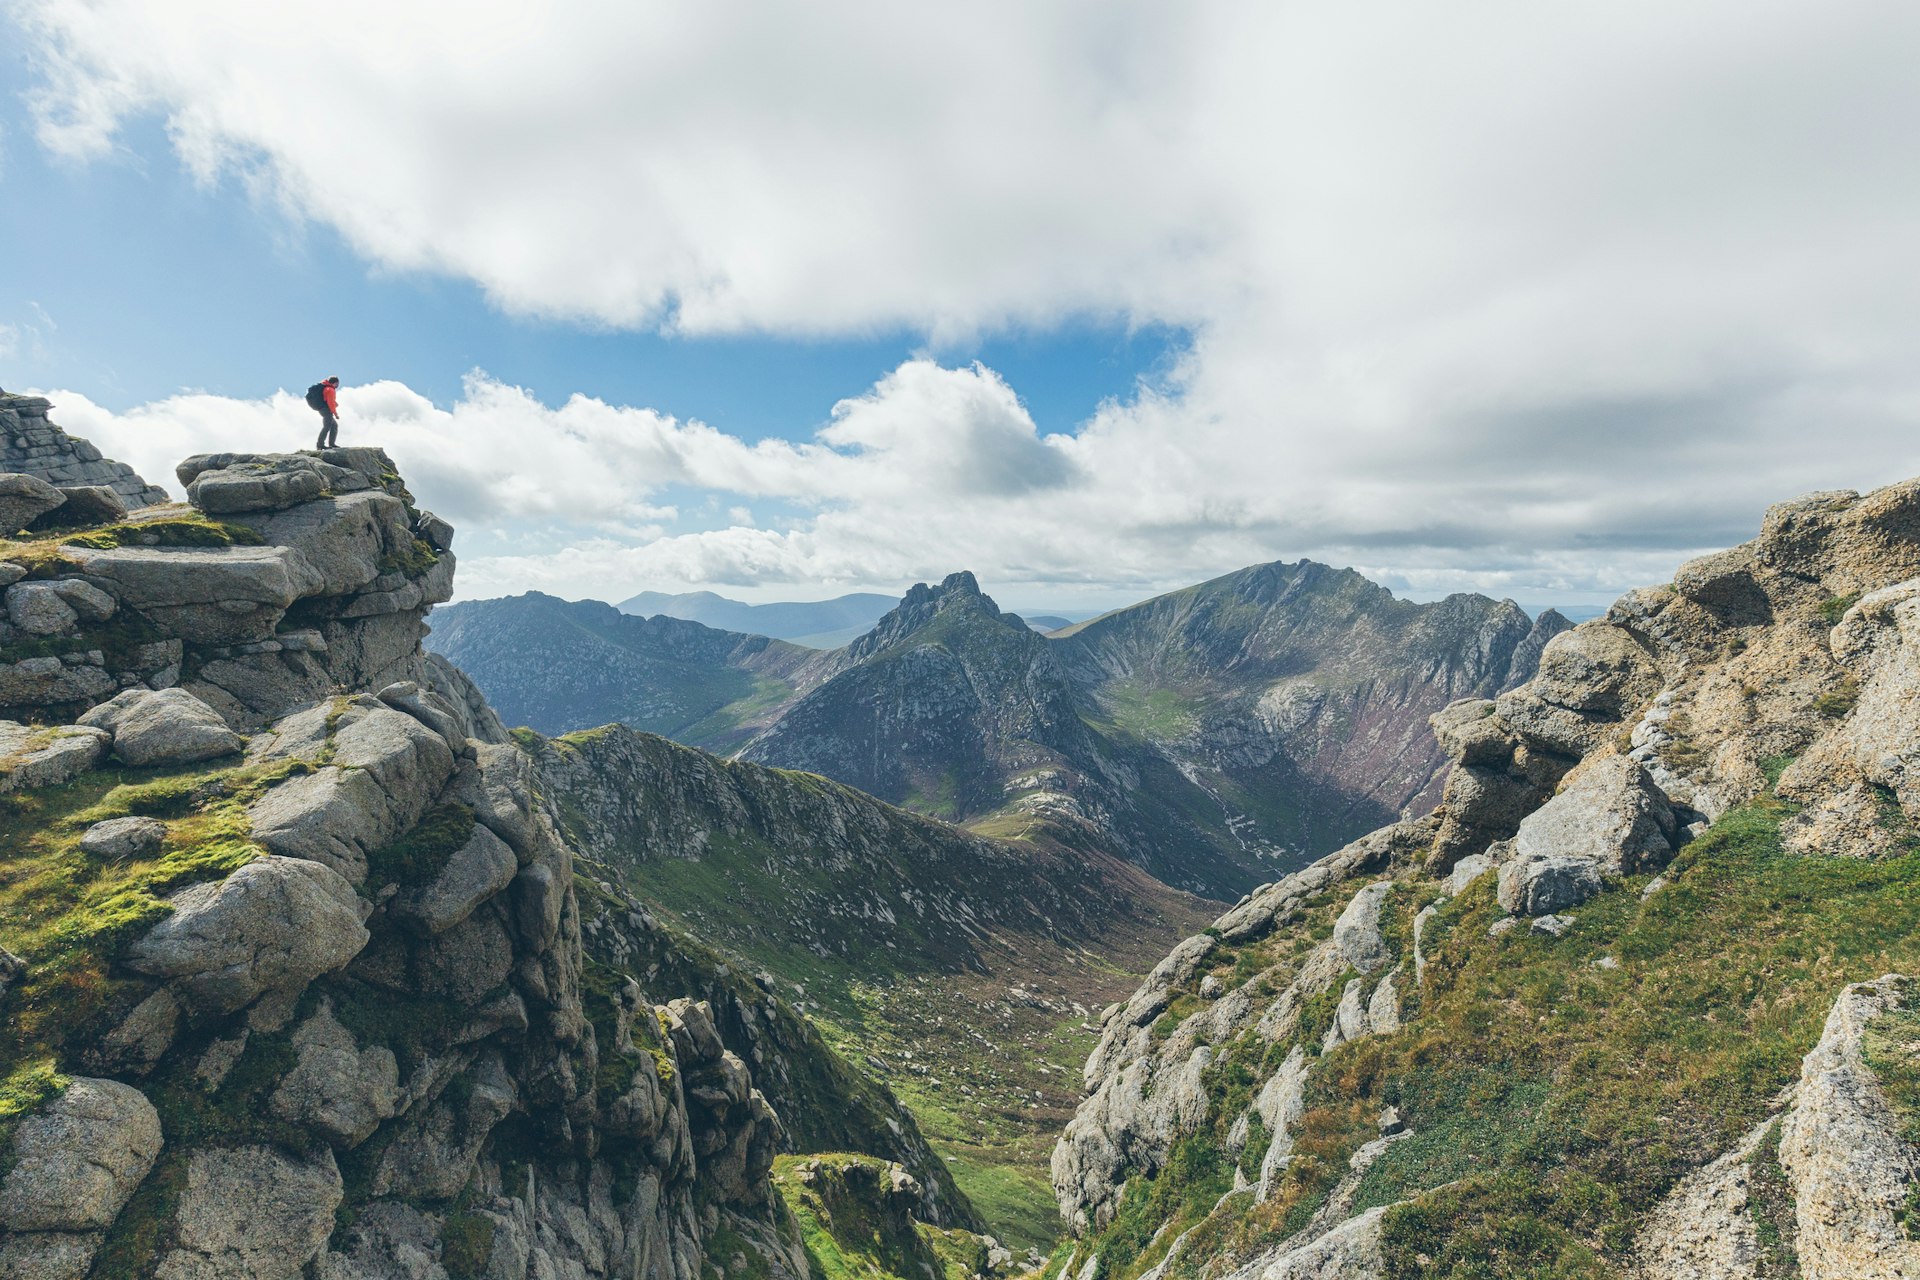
[14,1,1920,605]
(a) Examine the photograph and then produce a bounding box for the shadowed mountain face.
[425,591,816,752]
[736,572,1103,825]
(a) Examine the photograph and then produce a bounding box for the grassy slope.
[1064,770,1920,1279]
[426,595,808,751]
[544,727,1213,1250]
[773,1153,992,1280]
[0,752,317,1139]
[626,828,1202,1251]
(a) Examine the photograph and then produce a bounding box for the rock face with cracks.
[1054,474,1920,1279]
[0,439,972,1280]
[0,402,455,726]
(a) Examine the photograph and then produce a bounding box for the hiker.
[305,376,341,449]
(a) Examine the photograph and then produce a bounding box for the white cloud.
[15,2,1920,605]
[41,357,1891,610]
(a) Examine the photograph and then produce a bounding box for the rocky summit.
[0,407,1014,1280]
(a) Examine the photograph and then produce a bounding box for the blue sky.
[5,3,1919,615]
[0,76,1184,446]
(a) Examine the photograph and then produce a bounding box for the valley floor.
[644,869,1212,1249]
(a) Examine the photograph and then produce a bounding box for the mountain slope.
[530,719,1211,1248]
[739,569,1563,897]
[426,590,815,751]
[1053,561,1568,860]
[1048,474,1920,1279]
[733,573,1269,896]
[618,588,899,648]
[438,565,1562,899]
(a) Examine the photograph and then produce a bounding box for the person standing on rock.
[305,376,342,449]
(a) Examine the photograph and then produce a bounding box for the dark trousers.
[315,411,338,449]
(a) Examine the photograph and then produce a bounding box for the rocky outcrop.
[1052,816,1431,1235]
[0,1077,162,1230]
[78,686,245,766]
[1219,1205,1388,1280]
[1778,975,1920,1278]
[123,855,371,1018]
[156,1145,343,1280]
[1054,475,1920,1279]
[0,1076,163,1278]
[0,390,168,509]
[0,441,955,1280]
[1633,1120,1773,1280]
[0,426,454,727]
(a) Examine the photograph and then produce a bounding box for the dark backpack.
[305,382,329,412]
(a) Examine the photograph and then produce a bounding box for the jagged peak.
[842,569,1022,661]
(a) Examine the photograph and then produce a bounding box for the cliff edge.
[0,416,972,1279]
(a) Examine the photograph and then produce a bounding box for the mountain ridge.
[617,588,901,650]
[435,562,1565,898]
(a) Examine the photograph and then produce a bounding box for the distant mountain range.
[617,588,901,649]
[617,587,1084,647]
[431,561,1566,897]
[424,593,816,753]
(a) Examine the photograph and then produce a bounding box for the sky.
[3,3,1919,616]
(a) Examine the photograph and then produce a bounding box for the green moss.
[441,1210,498,1279]
[773,1153,974,1280]
[0,609,171,671]
[1748,1119,1800,1269]
[377,536,441,579]
[1,510,262,587]
[144,1029,308,1154]
[329,981,465,1079]
[0,760,289,1126]
[71,755,314,826]
[90,1148,189,1280]
[1151,992,1205,1040]
[581,956,646,1102]
[1813,676,1860,719]
[0,1058,69,1181]
[1819,591,1863,625]
[365,803,475,890]
[62,515,264,550]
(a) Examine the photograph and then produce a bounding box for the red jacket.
[322,383,339,413]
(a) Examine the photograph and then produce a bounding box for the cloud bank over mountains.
[15,1,1920,604]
